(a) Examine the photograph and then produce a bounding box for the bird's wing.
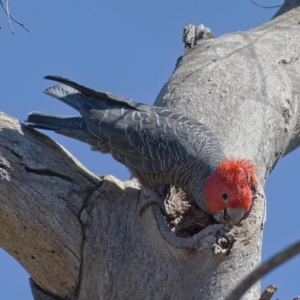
[36,76,226,174]
[44,75,190,119]
[44,75,153,112]
[78,103,199,173]
[78,98,225,174]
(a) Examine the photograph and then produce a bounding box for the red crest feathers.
[217,159,257,188]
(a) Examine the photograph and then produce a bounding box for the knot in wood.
[213,231,236,255]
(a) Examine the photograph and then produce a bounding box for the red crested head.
[204,159,257,224]
[217,159,257,189]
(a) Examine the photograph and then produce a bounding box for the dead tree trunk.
[0,2,300,299]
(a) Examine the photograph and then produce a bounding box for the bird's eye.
[222,193,228,200]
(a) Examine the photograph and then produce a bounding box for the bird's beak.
[213,208,245,225]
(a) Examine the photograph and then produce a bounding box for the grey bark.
[0,3,300,300]
[258,285,277,300]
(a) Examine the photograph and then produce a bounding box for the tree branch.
[0,0,31,33]
[227,241,300,300]
[250,0,281,9]
[155,5,300,185]
[258,285,278,300]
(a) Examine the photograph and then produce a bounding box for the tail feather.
[43,84,86,111]
[26,112,84,132]
[44,75,99,98]
[44,75,138,109]
[26,112,111,153]
[43,76,194,124]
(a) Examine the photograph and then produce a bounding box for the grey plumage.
[26,76,227,207]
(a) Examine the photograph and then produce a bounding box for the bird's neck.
[172,160,212,196]
[187,157,226,208]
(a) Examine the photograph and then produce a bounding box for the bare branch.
[227,240,300,300]
[0,0,31,33]
[258,285,278,300]
[7,12,31,33]
[2,0,13,33]
[250,0,282,9]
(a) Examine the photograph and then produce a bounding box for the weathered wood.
[0,4,299,300]
[155,6,300,184]
[0,113,101,298]
[259,285,277,300]
[228,240,300,299]
[153,5,300,298]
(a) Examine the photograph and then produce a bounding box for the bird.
[26,76,257,225]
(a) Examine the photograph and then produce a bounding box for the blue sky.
[1,1,299,299]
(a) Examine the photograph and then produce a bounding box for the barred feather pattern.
[26,76,227,209]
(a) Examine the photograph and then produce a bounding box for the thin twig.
[227,240,300,300]
[2,0,13,33]
[250,0,282,8]
[7,13,31,32]
[0,0,31,33]
[5,0,13,32]
[258,285,277,300]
